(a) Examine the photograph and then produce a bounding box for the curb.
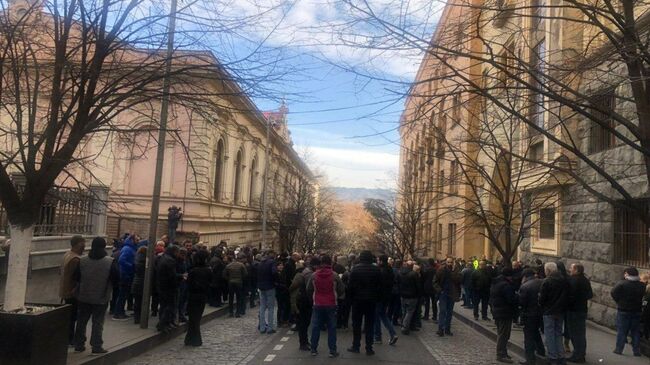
[77,306,229,365]
[453,310,549,364]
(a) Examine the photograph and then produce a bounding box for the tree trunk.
[3,225,34,311]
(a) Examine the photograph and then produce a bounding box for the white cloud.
[298,145,398,188]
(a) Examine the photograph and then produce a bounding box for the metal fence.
[0,186,93,236]
[614,200,650,268]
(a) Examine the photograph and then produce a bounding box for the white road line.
[280,337,290,342]
[273,344,284,351]
[264,354,276,362]
[287,330,294,335]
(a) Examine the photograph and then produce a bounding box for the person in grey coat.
[73,237,119,354]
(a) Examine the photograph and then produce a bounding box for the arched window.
[213,139,225,201]
[249,157,257,206]
[233,149,243,204]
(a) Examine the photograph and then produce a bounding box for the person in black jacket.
[184,250,212,346]
[566,263,593,363]
[422,259,437,320]
[538,262,569,364]
[472,260,492,320]
[208,249,225,307]
[399,261,420,335]
[611,266,645,356]
[131,246,147,324]
[519,269,545,365]
[374,255,398,345]
[156,245,184,332]
[490,268,517,363]
[347,250,382,356]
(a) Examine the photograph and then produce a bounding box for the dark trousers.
[151,292,159,315]
[310,306,337,354]
[208,286,221,306]
[615,311,641,355]
[178,283,188,319]
[388,294,402,324]
[74,302,107,350]
[567,311,587,359]
[115,280,131,316]
[422,294,435,319]
[495,318,513,358]
[185,294,207,346]
[523,315,546,363]
[277,290,291,324]
[338,298,351,328]
[228,282,245,316]
[352,300,376,351]
[157,292,177,330]
[473,291,489,319]
[133,293,143,323]
[109,285,119,314]
[298,303,313,347]
[64,298,78,344]
[438,294,454,332]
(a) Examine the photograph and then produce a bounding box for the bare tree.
[0,0,293,311]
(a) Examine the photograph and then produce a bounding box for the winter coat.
[157,253,181,295]
[209,256,225,288]
[435,266,461,301]
[567,274,593,313]
[224,261,248,285]
[489,275,517,320]
[378,264,395,303]
[257,257,278,290]
[538,271,569,316]
[131,251,147,295]
[422,266,436,296]
[348,262,382,302]
[188,266,212,298]
[307,265,345,307]
[399,269,421,299]
[461,267,474,290]
[471,268,492,294]
[118,238,137,283]
[611,279,646,313]
[518,277,543,318]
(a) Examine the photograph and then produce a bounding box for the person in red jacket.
[306,254,345,358]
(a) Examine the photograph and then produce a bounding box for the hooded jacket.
[348,261,381,302]
[118,237,137,283]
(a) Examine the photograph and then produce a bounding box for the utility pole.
[261,118,270,250]
[140,0,178,329]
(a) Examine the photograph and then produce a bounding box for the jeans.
[114,280,131,316]
[566,311,587,359]
[259,288,276,332]
[523,315,545,363]
[462,287,473,308]
[473,291,489,319]
[438,293,455,332]
[543,314,565,360]
[401,297,418,331]
[228,282,245,316]
[352,300,376,351]
[310,306,337,354]
[615,311,641,355]
[374,301,396,340]
[74,302,108,350]
[422,294,435,319]
[495,318,512,358]
[388,294,402,324]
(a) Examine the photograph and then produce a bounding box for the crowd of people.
[59,235,650,364]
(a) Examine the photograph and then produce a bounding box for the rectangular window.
[437,223,443,253]
[614,199,650,268]
[439,170,445,194]
[530,38,546,135]
[448,223,457,256]
[539,207,555,239]
[450,160,459,194]
[588,91,617,154]
[452,94,461,124]
[529,141,544,164]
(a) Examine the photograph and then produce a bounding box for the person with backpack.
[290,257,319,351]
[307,254,344,358]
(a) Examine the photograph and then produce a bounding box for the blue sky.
[178,0,440,188]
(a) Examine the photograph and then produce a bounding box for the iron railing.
[614,200,650,268]
[0,186,93,236]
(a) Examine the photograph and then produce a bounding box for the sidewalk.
[454,305,648,365]
[67,305,228,365]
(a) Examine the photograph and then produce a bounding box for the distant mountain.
[330,187,395,203]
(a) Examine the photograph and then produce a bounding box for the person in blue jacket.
[113,235,137,320]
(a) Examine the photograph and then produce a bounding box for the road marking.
[287,330,294,335]
[280,337,289,342]
[264,354,276,362]
[273,344,284,351]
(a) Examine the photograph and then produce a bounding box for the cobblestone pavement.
[124,309,274,365]
[416,315,524,365]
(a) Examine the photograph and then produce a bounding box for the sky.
[178,0,442,189]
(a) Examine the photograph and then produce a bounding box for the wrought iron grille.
[614,200,650,268]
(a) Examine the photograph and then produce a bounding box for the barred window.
[614,200,650,268]
[588,91,617,154]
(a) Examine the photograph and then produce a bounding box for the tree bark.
[3,225,34,311]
